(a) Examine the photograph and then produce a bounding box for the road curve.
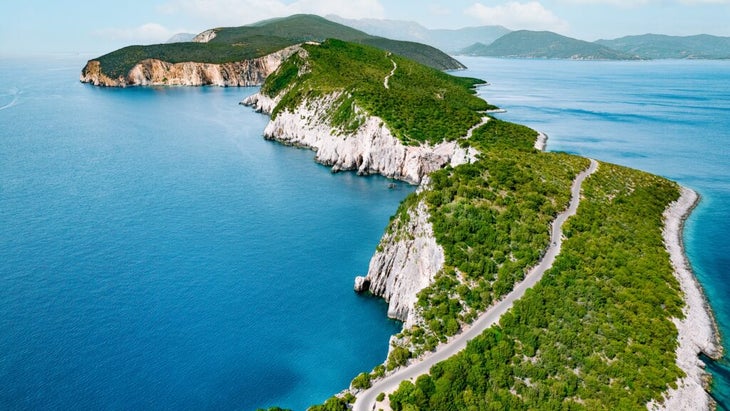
[353,158,599,411]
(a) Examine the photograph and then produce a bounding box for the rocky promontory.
[242,91,478,184]
[354,200,444,327]
[80,46,301,87]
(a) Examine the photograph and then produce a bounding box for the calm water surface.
[2,54,728,410]
[0,56,409,410]
[459,57,730,409]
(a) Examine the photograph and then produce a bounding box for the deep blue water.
[0,56,409,410]
[458,57,730,409]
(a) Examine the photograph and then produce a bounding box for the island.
[81,17,722,411]
[459,30,640,60]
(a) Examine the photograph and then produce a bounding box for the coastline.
[651,186,723,410]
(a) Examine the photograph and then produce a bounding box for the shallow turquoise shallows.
[0,56,408,410]
[458,57,730,410]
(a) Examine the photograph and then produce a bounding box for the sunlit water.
[0,56,410,410]
[458,56,730,409]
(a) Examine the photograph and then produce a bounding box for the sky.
[1,0,729,56]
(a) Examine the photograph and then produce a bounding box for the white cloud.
[159,0,385,27]
[95,23,186,44]
[466,1,569,32]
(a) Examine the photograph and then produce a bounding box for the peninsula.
[80,15,463,87]
[81,18,722,410]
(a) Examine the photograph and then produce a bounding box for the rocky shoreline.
[649,187,723,410]
[241,91,478,185]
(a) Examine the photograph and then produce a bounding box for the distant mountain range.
[326,15,510,54]
[320,16,730,60]
[596,34,730,59]
[461,30,640,60]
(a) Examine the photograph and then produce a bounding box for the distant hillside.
[89,14,464,80]
[194,14,464,71]
[327,15,510,53]
[596,34,730,59]
[461,30,640,60]
[165,33,196,43]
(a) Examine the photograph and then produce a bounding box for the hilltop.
[460,30,639,60]
[596,33,730,59]
[81,14,464,87]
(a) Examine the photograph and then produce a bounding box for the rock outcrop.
[242,91,478,184]
[354,200,444,327]
[80,45,302,87]
[193,29,217,43]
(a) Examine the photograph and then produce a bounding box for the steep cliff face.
[242,91,478,184]
[354,200,444,327]
[80,46,301,87]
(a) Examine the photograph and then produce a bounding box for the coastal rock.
[80,45,302,87]
[245,91,478,184]
[353,276,370,293]
[649,187,722,411]
[360,200,444,327]
[192,29,217,43]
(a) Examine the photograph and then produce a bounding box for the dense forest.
[386,163,684,410]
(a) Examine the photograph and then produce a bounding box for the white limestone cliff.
[242,91,478,184]
[192,29,217,43]
[80,45,301,87]
[354,200,444,327]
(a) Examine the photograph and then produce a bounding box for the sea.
[0,55,407,410]
[0,55,728,410]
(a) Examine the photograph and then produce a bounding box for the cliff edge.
[80,46,301,87]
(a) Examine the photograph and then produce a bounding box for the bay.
[0,56,409,410]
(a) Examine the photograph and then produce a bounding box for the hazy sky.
[1,0,728,56]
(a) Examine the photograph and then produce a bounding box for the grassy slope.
[462,30,639,60]
[264,39,493,146]
[92,14,464,80]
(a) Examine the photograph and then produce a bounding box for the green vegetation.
[308,393,355,411]
[90,14,464,80]
[387,119,586,355]
[461,30,640,60]
[388,163,685,410]
[264,39,494,145]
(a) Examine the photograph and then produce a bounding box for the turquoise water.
[458,57,730,409]
[0,56,409,410]
[2,55,728,410]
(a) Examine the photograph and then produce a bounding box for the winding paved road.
[354,159,599,411]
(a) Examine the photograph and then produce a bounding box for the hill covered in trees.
[88,14,464,81]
